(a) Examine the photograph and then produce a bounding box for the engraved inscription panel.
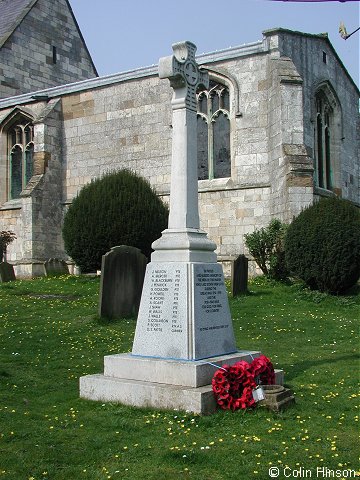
[132,263,188,359]
[192,263,236,359]
[132,262,237,360]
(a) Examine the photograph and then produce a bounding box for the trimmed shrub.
[62,170,168,273]
[244,219,289,280]
[284,196,360,294]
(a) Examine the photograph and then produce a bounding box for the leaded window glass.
[315,94,332,190]
[8,122,34,199]
[197,81,231,180]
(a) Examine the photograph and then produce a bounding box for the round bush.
[63,170,168,273]
[284,196,360,294]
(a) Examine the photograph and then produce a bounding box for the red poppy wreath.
[249,354,275,386]
[211,361,257,411]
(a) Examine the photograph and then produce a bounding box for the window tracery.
[314,90,334,191]
[197,80,231,180]
[8,121,34,199]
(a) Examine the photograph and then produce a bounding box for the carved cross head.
[159,41,208,111]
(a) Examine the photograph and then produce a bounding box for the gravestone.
[231,254,248,296]
[99,246,147,319]
[80,41,283,414]
[44,258,69,276]
[0,262,16,282]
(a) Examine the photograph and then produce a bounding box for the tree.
[284,197,360,294]
[62,170,169,273]
[244,219,288,280]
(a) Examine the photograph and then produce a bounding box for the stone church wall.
[61,77,172,202]
[0,0,97,99]
[0,99,66,276]
[0,30,358,275]
[267,29,359,204]
[60,52,277,260]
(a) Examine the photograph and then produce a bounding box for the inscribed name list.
[132,263,189,359]
[132,262,236,360]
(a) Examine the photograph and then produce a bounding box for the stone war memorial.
[80,41,282,414]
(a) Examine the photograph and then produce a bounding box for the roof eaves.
[0,64,158,109]
[263,27,329,41]
[0,40,269,109]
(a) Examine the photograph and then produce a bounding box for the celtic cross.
[152,40,216,262]
[159,41,209,112]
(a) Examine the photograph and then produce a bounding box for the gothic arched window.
[197,80,231,180]
[315,93,333,190]
[8,121,34,199]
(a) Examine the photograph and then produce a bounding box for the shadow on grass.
[343,283,360,297]
[281,353,360,381]
[232,289,273,299]
[95,314,137,325]
[291,281,360,299]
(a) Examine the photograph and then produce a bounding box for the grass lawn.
[0,275,359,480]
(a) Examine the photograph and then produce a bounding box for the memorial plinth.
[79,41,283,414]
[80,352,284,414]
[132,262,236,360]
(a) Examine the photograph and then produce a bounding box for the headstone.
[99,246,147,319]
[0,262,16,282]
[80,41,283,414]
[44,258,69,276]
[68,263,81,275]
[231,254,248,296]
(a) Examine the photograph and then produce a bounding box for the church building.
[0,0,359,276]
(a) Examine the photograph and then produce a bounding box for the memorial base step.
[80,352,284,415]
[80,374,218,415]
[104,351,263,388]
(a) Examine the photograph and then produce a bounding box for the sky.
[69,0,359,87]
